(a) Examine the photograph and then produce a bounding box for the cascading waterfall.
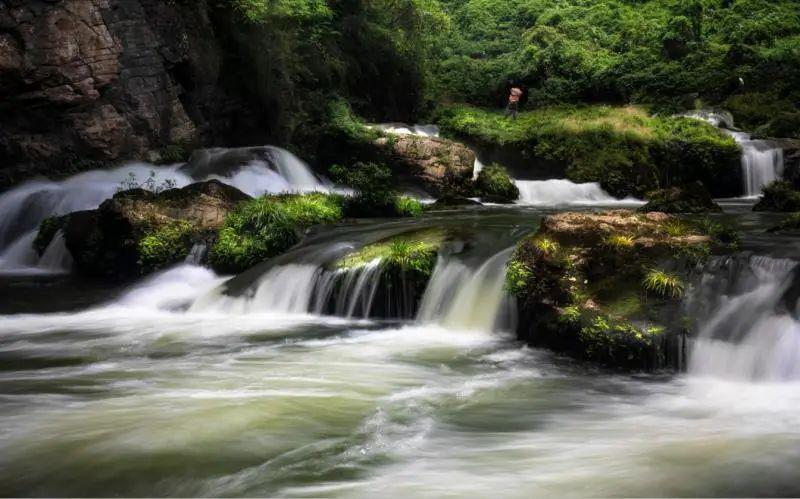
[417,248,515,332]
[682,110,785,196]
[514,179,642,206]
[729,131,784,197]
[686,254,800,380]
[0,146,328,274]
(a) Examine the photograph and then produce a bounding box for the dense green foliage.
[436,104,740,196]
[330,161,424,217]
[210,193,344,272]
[138,221,196,273]
[476,164,520,202]
[754,180,800,211]
[429,0,800,128]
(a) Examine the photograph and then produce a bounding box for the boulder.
[429,195,482,210]
[41,180,250,279]
[639,182,722,213]
[376,135,475,197]
[507,210,736,371]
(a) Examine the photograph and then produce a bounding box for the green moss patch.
[475,164,519,202]
[138,220,196,273]
[210,193,344,273]
[434,104,740,198]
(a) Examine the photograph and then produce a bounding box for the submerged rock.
[429,195,482,210]
[639,182,721,213]
[507,210,736,371]
[40,180,250,279]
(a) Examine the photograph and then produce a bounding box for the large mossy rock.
[639,182,721,213]
[507,210,737,371]
[754,181,800,212]
[376,134,475,197]
[475,164,519,203]
[42,180,250,280]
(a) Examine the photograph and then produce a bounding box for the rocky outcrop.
[753,180,800,212]
[507,210,737,371]
[39,180,250,279]
[0,0,253,189]
[639,182,722,213]
[377,135,475,196]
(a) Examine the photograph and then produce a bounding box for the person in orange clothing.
[506,85,523,119]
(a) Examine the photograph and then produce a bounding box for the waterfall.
[514,179,641,206]
[687,255,800,381]
[370,123,440,137]
[0,229,72,275]
[417,248,515,332]
[728,131,784,197]
[0,146,328,274]
[190,259,389,319]
[681,111,784,196]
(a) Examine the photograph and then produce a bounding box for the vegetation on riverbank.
[435,104,740,197]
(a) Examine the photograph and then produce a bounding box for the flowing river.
[1,202,800,497]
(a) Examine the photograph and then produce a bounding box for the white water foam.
[514,179,642,206]
[688,255,800,381]
[0,147,328,274]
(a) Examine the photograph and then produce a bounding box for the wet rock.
[639,182,722,213]
[508,210,735,371]
[376,135,475,197]
[48,180,250,279]
[429,195,482,210]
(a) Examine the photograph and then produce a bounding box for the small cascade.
[682,110,785,196]
[37,231,74,273]
[728,131,784,197]
[370,123,440,137]
[514,179,641,206]
[472,158,484,180]
[184,242,209,266]
[0,146,329,275]
[0,229,72,275]
[417,248,515,332]
[686,254,800,381]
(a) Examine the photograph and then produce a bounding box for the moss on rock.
[475,164,519,203]
[639,182,721,214]
[507,210,736,370]
[210,193,344,273]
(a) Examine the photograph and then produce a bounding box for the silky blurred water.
[1,206,800,497]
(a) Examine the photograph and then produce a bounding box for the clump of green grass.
[138,220,195,272]
[604,234,636,249]
[664,219,689,237]
[642,268,685,299]
[393,196,424,217]
[534,237,560,255]
[210,193,344,273]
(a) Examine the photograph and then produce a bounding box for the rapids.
[1,205,800,497]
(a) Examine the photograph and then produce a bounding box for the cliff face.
[0,0,255,188]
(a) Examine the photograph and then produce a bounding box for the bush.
[476,164,520,202]
[138,221,195,272]
[210,193,344,273]
[754,180,800,212]
[393,196,424,217]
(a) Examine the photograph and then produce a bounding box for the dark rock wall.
[0,0,257,188]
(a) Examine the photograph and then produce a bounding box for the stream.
[1,203,800,497]
[1,126,799,496]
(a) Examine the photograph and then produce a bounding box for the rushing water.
[0,147,330,275]
[1,206,800,497]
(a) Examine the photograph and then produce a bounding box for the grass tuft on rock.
[210,193,344,273]
[138,220,195,272]
[475,164,519,202]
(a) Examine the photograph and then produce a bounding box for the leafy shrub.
[505,260,533,297]
[138,221,195,272]
[476,164,520,201]
[210,193,344,273]
[394,196,424,217]
[754,180,800,212]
